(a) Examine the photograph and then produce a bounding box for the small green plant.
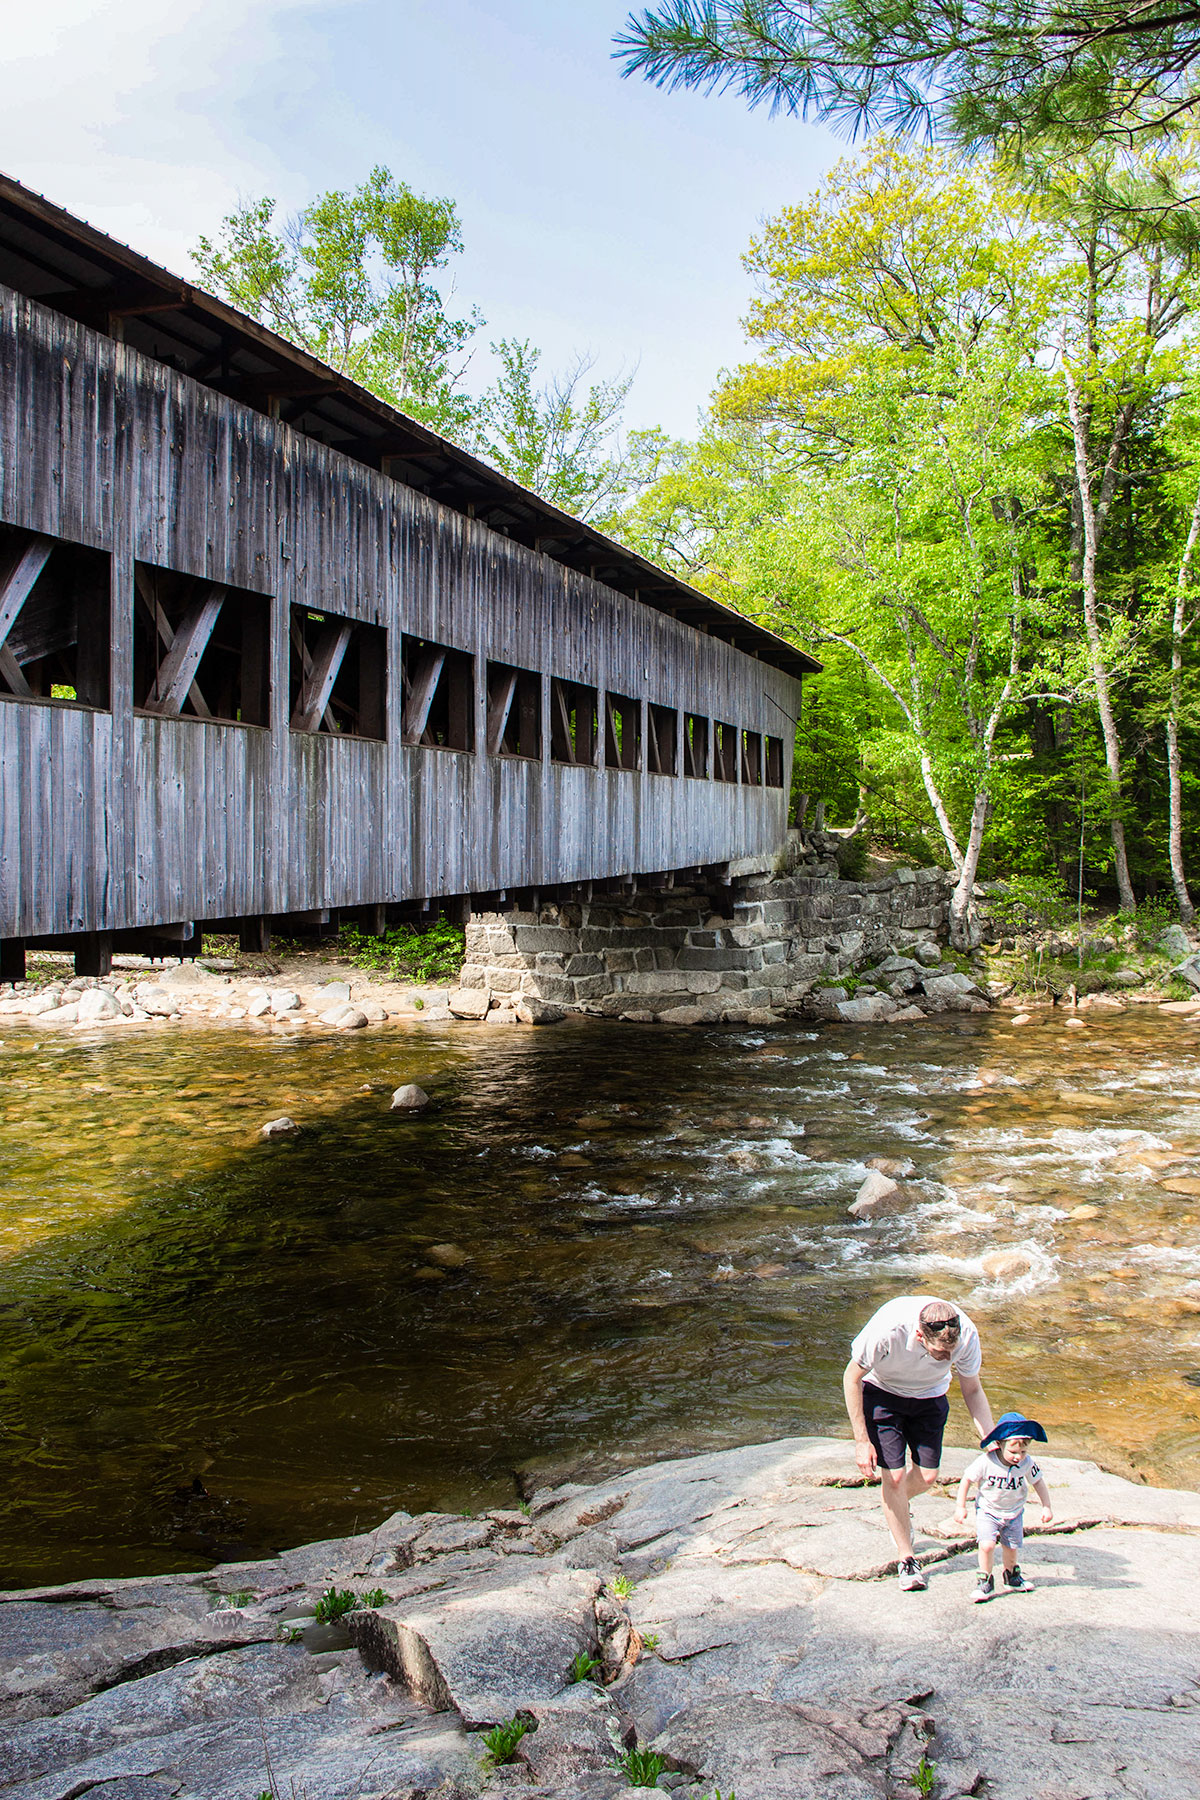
[360,1588,388,1608]
[312,1587,359,1624]
[336,920,465,984]
[568,1649,602,1683]
[214,1589,255,1609]
[617,1745,667,1787]
[609,1574,634,1599]
[517,1497,531,1516]
[481,1714,532,1765]
[640,1631,661,1651]
[278,1626,303,1644]
[909,1751,937,1796]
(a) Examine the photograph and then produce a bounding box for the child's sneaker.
[898,1557,928,1591]
[1003,1565,1034,1592]
[971,1571,994,1603]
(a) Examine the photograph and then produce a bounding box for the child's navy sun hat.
[980,1411,1048,1448]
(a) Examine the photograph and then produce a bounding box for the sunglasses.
[921,1319,960,1336]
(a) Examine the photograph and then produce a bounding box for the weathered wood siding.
[0,286,802,938]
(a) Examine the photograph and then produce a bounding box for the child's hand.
[953,1508,968,1525]
[1040,1507,1054,1524]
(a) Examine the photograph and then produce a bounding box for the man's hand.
[854,1437,877,1478]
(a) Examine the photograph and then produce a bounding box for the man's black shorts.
[862,1381,949,1470]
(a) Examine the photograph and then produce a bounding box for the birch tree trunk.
[1167,475,1200,924]
[1063,357,1137,913]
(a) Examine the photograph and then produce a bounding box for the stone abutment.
[457,863,954,1026]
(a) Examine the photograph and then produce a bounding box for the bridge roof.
[0,173,819,680]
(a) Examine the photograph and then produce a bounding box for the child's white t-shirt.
[965,1449,1042,1518]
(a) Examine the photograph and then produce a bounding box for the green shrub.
[988,875,1076,935]
[617,1745,667,1786]
[1116,895,1180,949]
[336,920,465,984]
[312,1587,358,1625]
[481,1714,533,1765]
[835,833,870,882]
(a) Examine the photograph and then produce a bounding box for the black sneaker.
[1003,1564,1034,1592]
[971,1572,994,1603]
[898,1557,928,1591]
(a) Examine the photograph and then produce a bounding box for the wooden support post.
[177,925,203,961]
[0,939,26,984]
[0,643,32,697]
[487,668,518,754]
[291,618,353,732]
[402,648,446,743]
[143,586,225,714]
[552,680,576,763]
[0,534,53,651]
[239,917,271,953]
[361,905,388,937]
[75,933,113,977]
[134,568,213,717]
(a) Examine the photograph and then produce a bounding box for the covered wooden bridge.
[0,175,816,978]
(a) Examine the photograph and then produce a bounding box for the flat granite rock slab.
[4,1705,478,1800]
[0,1599,275,1724]
[349,1564,603,1727]
[0,1642,326,1787]
[648,1694,920,1800]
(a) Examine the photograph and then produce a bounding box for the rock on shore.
[2,1436,1197,1800]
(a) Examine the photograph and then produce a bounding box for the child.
[954,1410,1054,1602]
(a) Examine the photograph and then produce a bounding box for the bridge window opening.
[550,677,597,764]
[401,634,474,751]
[605,691,641,770]
[647,703,678,775]
[741,729,764,786]
[765,734,784,787]
[135,562,270,724]
[683,713,709,778]
[487,660,541,758]
[713,720,738,782]
[0,524,110,708]
[289,606,385,738]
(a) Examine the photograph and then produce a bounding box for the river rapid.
[1,1006,1199,1588]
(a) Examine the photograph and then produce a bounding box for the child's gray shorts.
[976,1508,1023,1548]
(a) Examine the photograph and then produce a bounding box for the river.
[1,1006,1198,1588]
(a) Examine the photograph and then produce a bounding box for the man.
[843,1295,995,1590]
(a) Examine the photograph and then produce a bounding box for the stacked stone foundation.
[459,865,953,1025]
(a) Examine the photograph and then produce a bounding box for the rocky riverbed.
[2,1436,1198,1800]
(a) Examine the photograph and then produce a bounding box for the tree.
[615,0,1200,157]
[193,167,480,436]
[470,339,637,522]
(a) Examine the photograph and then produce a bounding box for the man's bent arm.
[843,1359,876,1476]
[956,1373,994,1441]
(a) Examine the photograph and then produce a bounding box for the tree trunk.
[949,788,990,949]
[1167,475,1200,924]
[1063,358,1137,913]
[919,749,964,874]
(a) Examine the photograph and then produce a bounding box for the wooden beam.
[0,643,32,696]
[143,585,225,715]
[74,933,113,978]
[0,939,25,984]
[486,667,518,755]
[288,615,338,733]
[0,533,53,651]
[402,648,446,744]
[134,568,212,718]
[552,679,577,764]
[291,619,353,732]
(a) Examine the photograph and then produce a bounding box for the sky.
[1,0,844,438]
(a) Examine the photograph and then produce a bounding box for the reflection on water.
[1,1008,1199,1586]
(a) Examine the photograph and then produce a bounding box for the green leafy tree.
[615,0,1200,158]
[192,167,480,436]
[470,338,637,522]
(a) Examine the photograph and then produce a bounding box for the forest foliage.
[191,123,1200,938]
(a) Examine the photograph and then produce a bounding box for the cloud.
[1,0,341,273]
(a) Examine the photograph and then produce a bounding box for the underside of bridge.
[0,174,817,979]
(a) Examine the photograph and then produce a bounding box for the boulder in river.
[390,1084,431,1111]
[269,990,301,1015]
[980,1249,1034,1281]
[76,988,122,1023]
[849,1171,901,1217]
[426,1243,469,1268]
[260,1116,300,1140]
[447,987,490,1019]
